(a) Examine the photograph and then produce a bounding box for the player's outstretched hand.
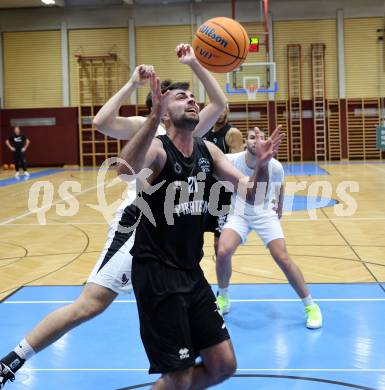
[176,43,196,65]
[254,125,284,167]
[130,64,155,87]
[149,73,170,119]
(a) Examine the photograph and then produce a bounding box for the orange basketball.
[192,17,249,73]
[9,163,15,169]
[3,164,9,170]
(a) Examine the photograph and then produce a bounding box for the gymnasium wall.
[344,17,385,99]
[0,0,383,107]
[0,0,383,30]
[3,30,62,108]
[2,17,382,107]
[0,0,384,164]
[273,19,338,101]
[136,25,195,103]
[68,28,130,106]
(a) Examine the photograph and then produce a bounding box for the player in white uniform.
[0,43,228,388]
[216,128,323,329]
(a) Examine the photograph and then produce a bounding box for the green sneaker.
[216,295,231,315]
[305,303,323,329]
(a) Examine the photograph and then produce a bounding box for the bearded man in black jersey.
[117,74,283,390]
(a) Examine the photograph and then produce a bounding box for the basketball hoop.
[246,85,259,101]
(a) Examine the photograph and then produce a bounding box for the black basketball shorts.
[131,258,230,374]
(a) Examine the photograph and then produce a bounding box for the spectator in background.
[5,127,30,178]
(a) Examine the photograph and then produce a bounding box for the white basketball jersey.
[226,152,284,216]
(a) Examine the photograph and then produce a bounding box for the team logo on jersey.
[198,157,211,173]
[174,162,182,174]
[178,348,190,360]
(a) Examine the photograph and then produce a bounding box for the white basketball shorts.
[223,211,284,246]
[87,203,137,295]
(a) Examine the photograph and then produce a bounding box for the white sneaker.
[15,172,20,177]
[24,171,30,177]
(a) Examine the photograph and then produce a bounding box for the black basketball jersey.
[203,123,231,154]
[132,135,214,270]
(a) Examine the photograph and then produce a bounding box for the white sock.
[14,339,36,361]
[302,295,314,307]
[218,288,228,298]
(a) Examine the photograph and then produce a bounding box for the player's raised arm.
[117,74,168,181]
[175,43,227,137]
[93,65,154,140]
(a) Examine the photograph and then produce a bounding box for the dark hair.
[145,80,190,112]
[247,128,265,139]
[248,127,265,133]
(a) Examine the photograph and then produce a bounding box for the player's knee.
[217,245,232,262]
[209,355,237,383]
[72,297,107,321]
[220,355,237,380]
[163,368,193,390]
[274,252,291,268]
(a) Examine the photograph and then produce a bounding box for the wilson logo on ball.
[195,46,218,60]
[198,25,229,48]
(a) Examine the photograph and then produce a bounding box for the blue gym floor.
[1,283,385,390]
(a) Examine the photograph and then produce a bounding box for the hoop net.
[246,85,259,101]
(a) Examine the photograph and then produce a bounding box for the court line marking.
[4,298,385,304]
[366,165,385,174]
[18,368,385,372]
[0,178,117,226]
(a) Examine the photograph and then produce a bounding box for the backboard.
[226,61,278,95]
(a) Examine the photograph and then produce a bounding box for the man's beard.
[171,112,200,130]
[246,144,256,155]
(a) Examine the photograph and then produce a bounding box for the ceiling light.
[41,0,65,6]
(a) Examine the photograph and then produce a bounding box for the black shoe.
[0,362,15,388]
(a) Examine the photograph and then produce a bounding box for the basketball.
[9,163,15,169]
[192,17,249,73]
[3,164,9,170]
